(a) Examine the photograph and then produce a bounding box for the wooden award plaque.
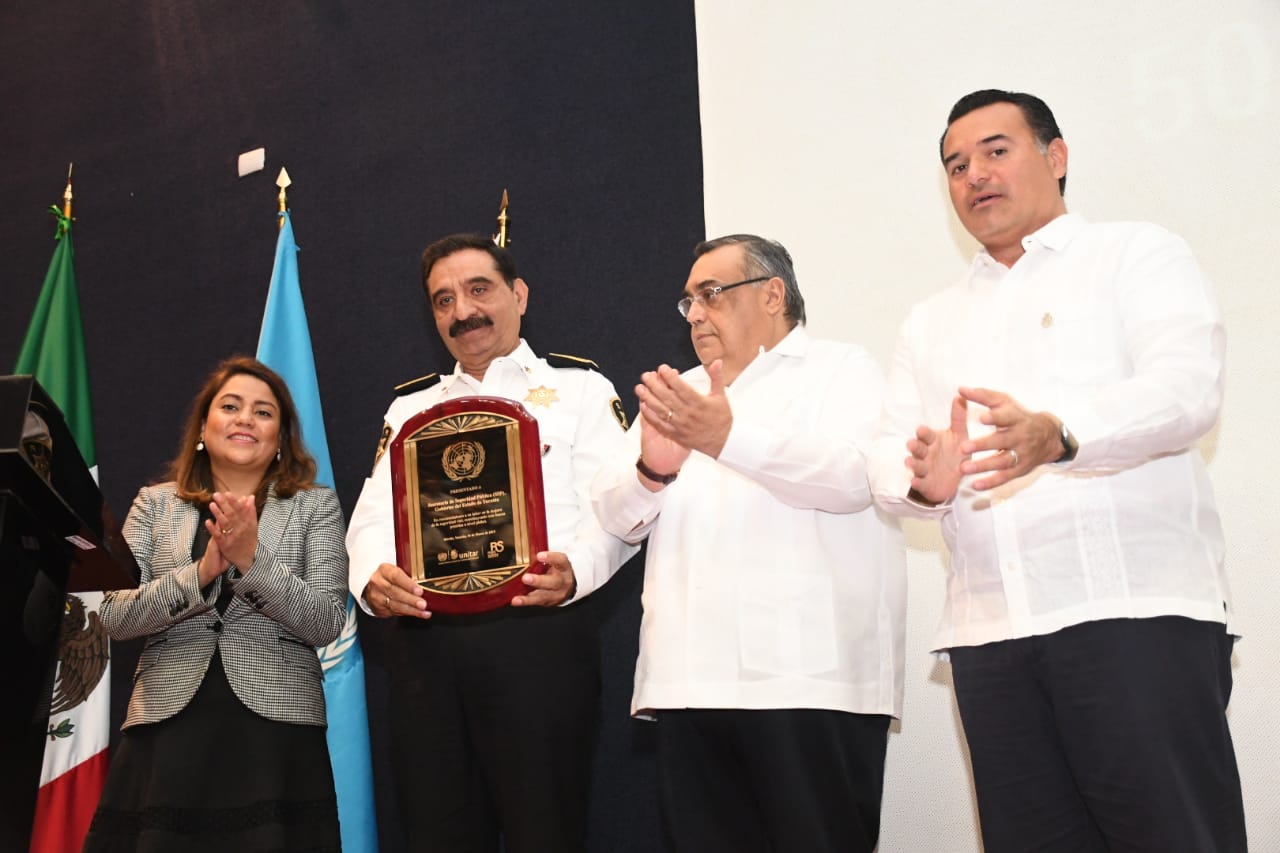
[389,396,548,614]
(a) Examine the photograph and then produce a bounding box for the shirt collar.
[730,325,809,385]
[768,324,811,358]
[1022,212,1085,253]
[971,212,1086,274]
[442,338,535,391]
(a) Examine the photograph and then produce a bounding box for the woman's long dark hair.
[168,356,318,504]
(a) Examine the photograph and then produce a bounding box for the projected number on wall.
[1131,19,1272,141]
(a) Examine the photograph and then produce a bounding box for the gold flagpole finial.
[63,163,74,220]
[276,167,292,230]
[493,188,510,248]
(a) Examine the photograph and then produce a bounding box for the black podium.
[0,375,138,850]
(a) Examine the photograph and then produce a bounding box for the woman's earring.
[276,447,282,461]
[196,435,205,451]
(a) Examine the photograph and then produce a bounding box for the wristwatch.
[636,456,679,485]
[1055,421,1079,464]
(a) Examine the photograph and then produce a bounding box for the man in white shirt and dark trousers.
[870,89,1245,852]
[346,233,635,853]
[592,234,906,853]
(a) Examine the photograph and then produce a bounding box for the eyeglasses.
[677,276,770,318]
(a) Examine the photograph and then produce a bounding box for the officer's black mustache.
[449,315,493,337]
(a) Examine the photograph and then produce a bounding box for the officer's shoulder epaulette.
[545,352,600,372]
[393,373,439,396]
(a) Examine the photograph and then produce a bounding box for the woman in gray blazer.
[84,356,348,853]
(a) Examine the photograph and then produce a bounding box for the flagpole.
[276,168,291,231]
[493,188,510,247]
[63,163,74,220]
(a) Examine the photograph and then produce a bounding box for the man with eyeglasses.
[591,234,906,853]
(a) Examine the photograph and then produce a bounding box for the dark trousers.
[656,707,890,853]
[950,616,1246,853]
[387,605,600,853]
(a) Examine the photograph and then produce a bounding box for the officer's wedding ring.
[385,594,392,610]
[1008,449,1020,467]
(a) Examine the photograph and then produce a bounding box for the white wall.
[694,1,1280,848]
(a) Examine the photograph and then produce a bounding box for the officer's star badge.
[524,386,559,408]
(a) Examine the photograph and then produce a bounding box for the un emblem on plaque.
[441,440,485,481]
[389,396,549,614]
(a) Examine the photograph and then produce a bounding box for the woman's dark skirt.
[83,651,340,853]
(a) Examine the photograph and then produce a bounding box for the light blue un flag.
[258,209,379,851]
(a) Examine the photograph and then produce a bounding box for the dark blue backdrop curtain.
[1,3,705,850]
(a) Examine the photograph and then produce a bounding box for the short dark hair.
[941,89,1067,195]
[421,233,518,293]
[170,356,317,505]
[693,234,806,326]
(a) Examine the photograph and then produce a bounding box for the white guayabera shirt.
[870,213,1232,653]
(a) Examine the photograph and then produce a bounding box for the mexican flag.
[16,204,111,853]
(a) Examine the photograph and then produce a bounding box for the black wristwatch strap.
[636,456,679,485]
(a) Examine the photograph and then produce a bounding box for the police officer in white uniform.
[346,233,635,853]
